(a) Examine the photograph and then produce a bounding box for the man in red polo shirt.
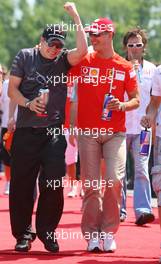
[70,18,140,252]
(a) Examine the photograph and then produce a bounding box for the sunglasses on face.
[127,43,144,48]
[89,31,108,38]
[46,40,64,49]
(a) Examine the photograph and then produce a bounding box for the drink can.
[36,88,49,117]
[140,129,151,156]
[101,94,113,121]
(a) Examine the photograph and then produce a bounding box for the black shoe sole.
[135,213,155,226]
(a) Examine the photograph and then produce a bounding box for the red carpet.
[0,176,160,264]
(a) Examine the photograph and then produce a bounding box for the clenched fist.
[64,2,79,18]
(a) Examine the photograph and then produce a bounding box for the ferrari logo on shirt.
[106,69,115,81]
[109,69,113,77]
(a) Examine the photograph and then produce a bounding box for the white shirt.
[126,59,156,134]
[0,64,2,95]
[156,108,161,137]
[152,65,161,96]
[152,65,161,137]
[1,79,10,128]
[0,79,17,128]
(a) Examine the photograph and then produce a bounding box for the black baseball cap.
[42,24,67,46]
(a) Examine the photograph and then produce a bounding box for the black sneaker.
[135,213,155,226]
[44,240,59,253]
[15,239,32,252]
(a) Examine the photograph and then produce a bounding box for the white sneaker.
[4,181,10,195]
[67,186,77,197]
[87,238,102,252]
[103,236,116,252]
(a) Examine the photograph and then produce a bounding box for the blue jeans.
[121,134,152,219]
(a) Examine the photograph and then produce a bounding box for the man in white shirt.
[0,77,18,194]
[141,65,161,263]
[120,28,155,225]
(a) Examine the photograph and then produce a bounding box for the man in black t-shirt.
[8,2,87,253]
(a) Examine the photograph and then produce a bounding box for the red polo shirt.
[69,52,138,132]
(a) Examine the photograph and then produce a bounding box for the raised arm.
[64,2,88,65]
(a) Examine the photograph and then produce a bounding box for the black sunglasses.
[46,40,64,49]
[127,43,144,48]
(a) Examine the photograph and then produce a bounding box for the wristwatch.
[119,103,126,112]
[25,99,31,108]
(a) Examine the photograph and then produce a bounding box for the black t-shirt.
[10,48,72,127]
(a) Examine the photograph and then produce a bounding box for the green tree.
[0,0,161,67]
[0,0,16,66]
